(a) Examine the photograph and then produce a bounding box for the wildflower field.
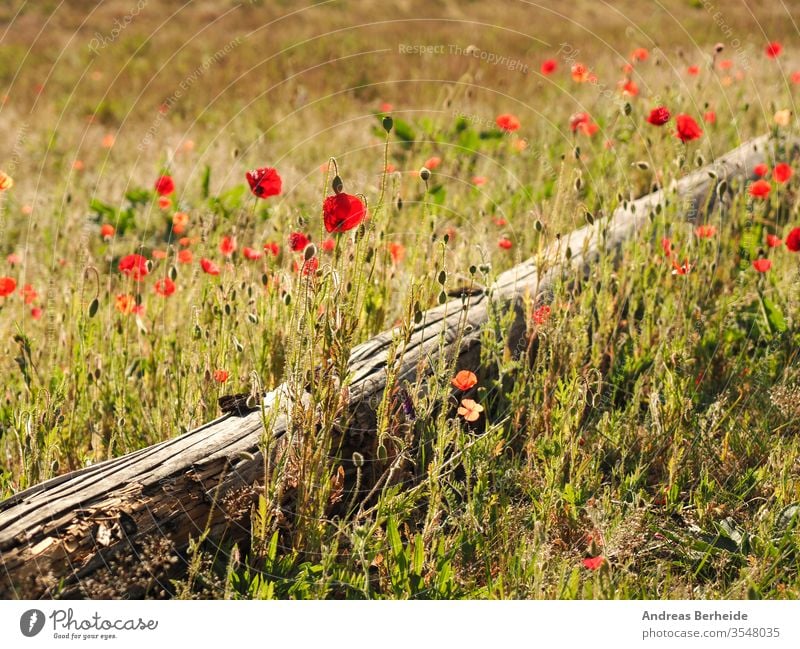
[1,0,800,599]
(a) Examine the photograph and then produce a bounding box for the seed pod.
[382,116,393,133]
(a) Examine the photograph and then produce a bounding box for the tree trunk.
[0,134,780,598]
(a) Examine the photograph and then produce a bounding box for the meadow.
[1,0,800,598]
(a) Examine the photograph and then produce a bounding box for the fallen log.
[0,134,783,598]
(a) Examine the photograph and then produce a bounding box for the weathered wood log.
[0,134,783,598]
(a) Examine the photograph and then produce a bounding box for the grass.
[1,0,800,599]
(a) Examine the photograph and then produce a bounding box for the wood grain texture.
[0,134,780,598]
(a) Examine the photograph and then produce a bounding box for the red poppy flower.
[178,236,192,247]
[754,163,769,177]
[31,307,43,320]
[498,237,513,249]
[151,250,168,260]
[178,249,193,264]
[646,106,670,126]
[21,284,37,304]
[0,276,16,297]
[471,176,487,186]
[496,113,521,132]
[630,47,649,62]
[158,196,172,210]
[533,304,551,325]
[619,79,639,96]
[457,398,484,422]
[213,370,229,383]
[540,59,557,75]
[387,241,405,264]
[323,193,367,233]
[264,241,280,257]
[246,167,282,198]
[114,293,136,315]
[452,370,478,391]
[6,253,21,265]
[321,238,335,253]
[493,216,507,226]
[766,233,782,248]
[792,71,800,85]
[172,211,189,234]
[671,258,692,275]
[571,63,590,82]
[569,112,599,136]
[154,277,176,297]
[674,114,703,142]
[687,65,700,76]
[749,179,771,198]
[424,156,441,170]
[380,102,393,113]
[200,258,220,275]
[774,162,793,183]
[661,237,672,257]
[298,256,318,276]
[219,235,236,257]
[154,175,175,196]
[582,556,605,570]
[243,246,262,260]
[288,232,310,252]
[765,41,782,58]
[695,224,716,238]
[100,224,115,240]
[118,254,149,281]
[753,258,772,272]
[786,227,800,252]
[703,110,716,124]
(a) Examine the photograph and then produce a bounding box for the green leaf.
[761,295,787,333]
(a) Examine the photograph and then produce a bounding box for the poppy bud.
[437,270,447,285]
[585,211,594,225]
[623,102,632,116]
[89,297,99,318]
[332,175,343,194]
[382,116,393,133]
[714,42,724,53]
[534,219,543,232]
[396,196,403,210]
[634,161,650,170]
[438,290,447,304]
[352,452,364,468]
[419,167,431,182]
[304,244,317,261]
[574,146,581,159]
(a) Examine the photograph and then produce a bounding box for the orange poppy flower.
[0,170,13,191]
[451,370,478,391]
[457,398,484,422]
